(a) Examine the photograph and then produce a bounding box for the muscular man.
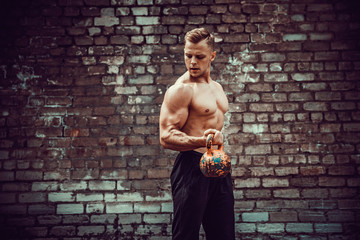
[159,28,235,240]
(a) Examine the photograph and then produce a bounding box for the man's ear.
[211,51,216,62]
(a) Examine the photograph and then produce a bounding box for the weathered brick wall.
[0,0,359,239]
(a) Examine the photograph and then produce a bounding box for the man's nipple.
[205,109,209,113]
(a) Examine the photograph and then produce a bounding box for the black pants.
[170,151,235,240]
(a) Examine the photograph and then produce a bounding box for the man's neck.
[188,71,211,83]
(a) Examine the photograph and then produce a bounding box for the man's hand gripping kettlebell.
[200,130,231,178]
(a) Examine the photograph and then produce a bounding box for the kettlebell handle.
[206,134,224,153]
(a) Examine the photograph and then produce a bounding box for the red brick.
[331,102,356,110]
[245,189,271,199]
[234,201,255,211]
[303,102,328,111]
[299,211,326,222]
[273,189,300,198]
[231,166,247,177]
[275,103,299,112]
[328,210,355,222]
[132,180,158,190]
[42,7,62,16]
[250,15,273,23]
[288,52,313,61]
[338,200,360,210]
[128,170,145,180]
[147,168,171,179]
[328,143,355,153]
[328,166,355,175]
[58,0,83,6]
[302,189,329,198]
[309,200,337,210]
[284,134,307,143]
[274,83,300,92]
[270,211,297,222]
[249,167,274,176]
[249,103,274,112]
[275,167,298,176]
[94,106,115,116]
[245,145,271,155]
[300,166,326,175]
[304,42,330,51]
[277,42,302,51]
[319,177,346,187]
[262,178,289,188]
[288,93,313,101]
[235,178,261,188]
[330,188,357,198]
[293,176,317,186]
[261,93,287,102]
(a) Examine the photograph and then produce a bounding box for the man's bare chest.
[190,87,227,116]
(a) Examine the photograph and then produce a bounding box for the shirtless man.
[159,28,235,240]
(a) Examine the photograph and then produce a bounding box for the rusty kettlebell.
[199,134,231,178]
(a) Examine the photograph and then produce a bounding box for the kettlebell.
[199,134,231,178]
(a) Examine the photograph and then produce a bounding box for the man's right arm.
[159,84,206,151]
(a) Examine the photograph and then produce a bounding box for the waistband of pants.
[179,150,203,158]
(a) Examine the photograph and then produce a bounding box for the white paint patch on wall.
[0,65,7,80]
[107,65,119,74]
[35,132,46,138]
[243,124,267,135]
[222,52,261,84]
[14,65,42,90]
[11,56,42,92]
[249,124,266,135]
[223,111,232,146]
[1,111,9,116]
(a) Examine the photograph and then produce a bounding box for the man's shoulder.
[174,72,191,84]
[168,73,193,95]
[167,82,194,100]
[162,84,192,112]
[210,79,225,91]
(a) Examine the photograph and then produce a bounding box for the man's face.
[184,39,216,79]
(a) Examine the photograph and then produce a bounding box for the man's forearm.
[160,130,206,151]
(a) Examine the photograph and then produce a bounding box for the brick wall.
[0,0,359,239]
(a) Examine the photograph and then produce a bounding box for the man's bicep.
[160,85,191,130]
[160,101,189,132]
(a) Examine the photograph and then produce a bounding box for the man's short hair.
[184,28,215,52]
